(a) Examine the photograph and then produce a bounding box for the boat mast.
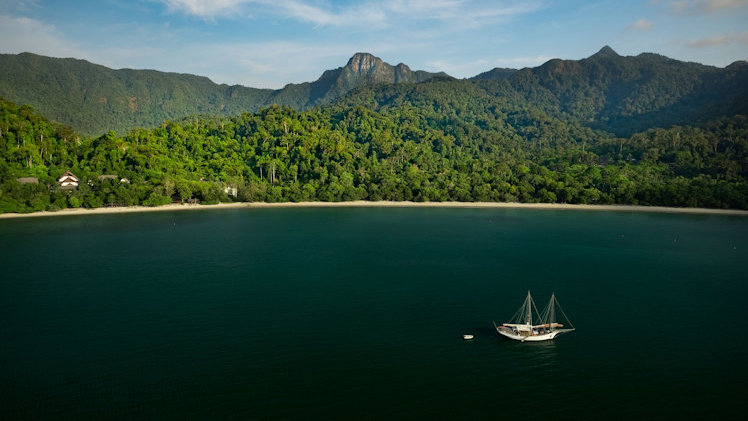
[549,293,556,332]
[526,290,532,326]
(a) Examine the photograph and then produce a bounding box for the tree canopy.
[1,90,745,214]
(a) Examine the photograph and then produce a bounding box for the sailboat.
[494,291,575,342]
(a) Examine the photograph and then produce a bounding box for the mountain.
[1,47,746,138]
[0,52,445,135]
[498,46,748,135]
[320,53,449,101]
[263,53,447,109]
[0,52,274,135]
[466,46,747,135]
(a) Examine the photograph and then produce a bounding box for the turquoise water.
[1,208,746,419]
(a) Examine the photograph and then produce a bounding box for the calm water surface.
[1,208,746,419]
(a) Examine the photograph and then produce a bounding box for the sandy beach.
[1,201,746,219]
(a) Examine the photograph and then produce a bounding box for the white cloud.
[427,58,488,76]
[385,0,463,15]
[491,55,555,68]
[155,0,388,26]
[157,0,248,17]
[154,0,544,28]
[270,0,387,27]
[0,14,86,58]
[736,31,748,43]
[626,18,653,30]
[687,35,729,46]
[383,0,543,22]
[428,55,553,77]
[699,0,748,11]
[173,41,362,88]
[0,0,40,10]
[686,31,748,47]
[668,0,748,14]
[668,0,689,12]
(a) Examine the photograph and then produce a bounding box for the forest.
[1,76,746,213]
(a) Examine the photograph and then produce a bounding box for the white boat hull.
[497,327,573,342]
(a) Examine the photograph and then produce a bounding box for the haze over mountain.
[0,47,746,137]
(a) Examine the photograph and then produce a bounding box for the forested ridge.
[494,47,748,137]
[1,77,746,213]
[0,52,444,136]
[1,47,746,137]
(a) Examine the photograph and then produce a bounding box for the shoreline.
[1,201,747,219]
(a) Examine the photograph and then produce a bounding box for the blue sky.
[1,0,746,88]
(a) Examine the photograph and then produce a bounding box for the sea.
[1,207,746,419]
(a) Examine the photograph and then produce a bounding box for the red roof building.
[58,171,80,189]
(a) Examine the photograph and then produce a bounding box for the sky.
[1,0,746,89]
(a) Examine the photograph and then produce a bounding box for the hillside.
[2,48,746,138]
[0,52,445,136]
[0,53,276,136]
[489,46,748,136]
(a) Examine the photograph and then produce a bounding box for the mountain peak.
[307,53,445,106]
[346,53,384,73]
[592,45,620,58]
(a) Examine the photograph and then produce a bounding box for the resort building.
[58,171,80,189]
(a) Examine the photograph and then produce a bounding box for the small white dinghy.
[494,291,574,342]
[463,334,474,340]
